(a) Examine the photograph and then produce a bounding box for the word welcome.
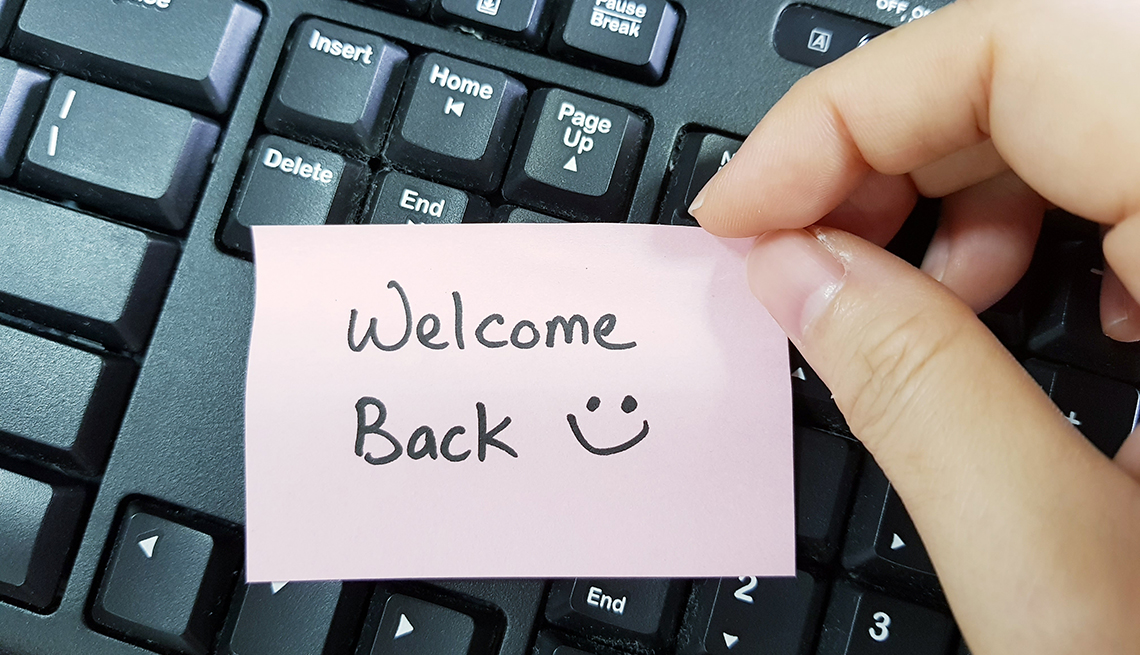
[347,280,637,352]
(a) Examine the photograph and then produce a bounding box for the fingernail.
[1101,268,1140,343]
[1105,318,1140,342]
[747,229,846,341]
[688,184,708,215]
[921,232,950,282]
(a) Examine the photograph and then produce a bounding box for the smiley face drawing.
[566,395,650,456]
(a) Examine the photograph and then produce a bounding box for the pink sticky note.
[245,223,793,582]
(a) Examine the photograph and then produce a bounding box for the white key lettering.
[308,29,375,64]
[262,147,336,184]
[429,65,494,100]
[586,586,627,615]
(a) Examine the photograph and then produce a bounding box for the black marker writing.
[347,281,411,352]
[348,280,636,352]
[354,397,518,465]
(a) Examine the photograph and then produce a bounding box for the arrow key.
[842,460,939,595]
[679,571,824,655]
[91,504,241,655]
[219,580,367,655]
[366,593,475,655]
[534,631,599,655]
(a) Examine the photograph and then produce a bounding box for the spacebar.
[0,190,177,352]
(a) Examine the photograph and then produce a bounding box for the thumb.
[750,228,1140,655]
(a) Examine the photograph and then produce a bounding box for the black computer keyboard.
[2,0,1138,654]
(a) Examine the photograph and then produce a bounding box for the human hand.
[690,0,1140,653]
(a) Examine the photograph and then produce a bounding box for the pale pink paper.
[245,224,793,582]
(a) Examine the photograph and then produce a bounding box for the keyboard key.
[220,581,367,655]
[1027,234,1140,386]
[534,632,594,655]
[681,571,824,655]
[790,346,850,435]
[816,582,954,655]
[549,0,681,83]
[494,206,568,223]
[659,132,742,226]
[366,593,475,655]
[362,0,430,16]
[0,466,84,611]
[433,0,549,47]
[91,505,241,655]
[502,88,645,222]
[20,77,220,233]
[219,135,368,257]
[264,19,408,155]
[428,579,545,655]
[545,578,683,646]
[0,0,19,39]
[842,461,940,594]
[10,0,261,114]
[365,171,491,224]
[0,325,133,473]
[0,188,178,352]
[0,58,50,178]
[773,4,888,68]
[385,53,526,193]
[1024,359,1140,456]
[978,271,1036,348]
[795,427,859,563]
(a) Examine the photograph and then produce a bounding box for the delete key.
[244,223,793,581]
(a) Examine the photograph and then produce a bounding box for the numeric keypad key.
[545,578,683,646]
[659,132,741,226]
[816,582,953,655]
[843,461,940,594]
[365,171,490,224]
[681,572,824,655]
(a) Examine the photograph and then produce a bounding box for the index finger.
[693,0,1140,237]
[693,0,996,237]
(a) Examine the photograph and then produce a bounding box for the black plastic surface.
[0,1,960,653]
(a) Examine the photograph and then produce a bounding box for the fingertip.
[1113,426,1140,482]
[1100,266,1140,343]
[920,172,1044,312]
[1103,216,1140,301]
[817,172,918,247]
[746,229,847,342]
